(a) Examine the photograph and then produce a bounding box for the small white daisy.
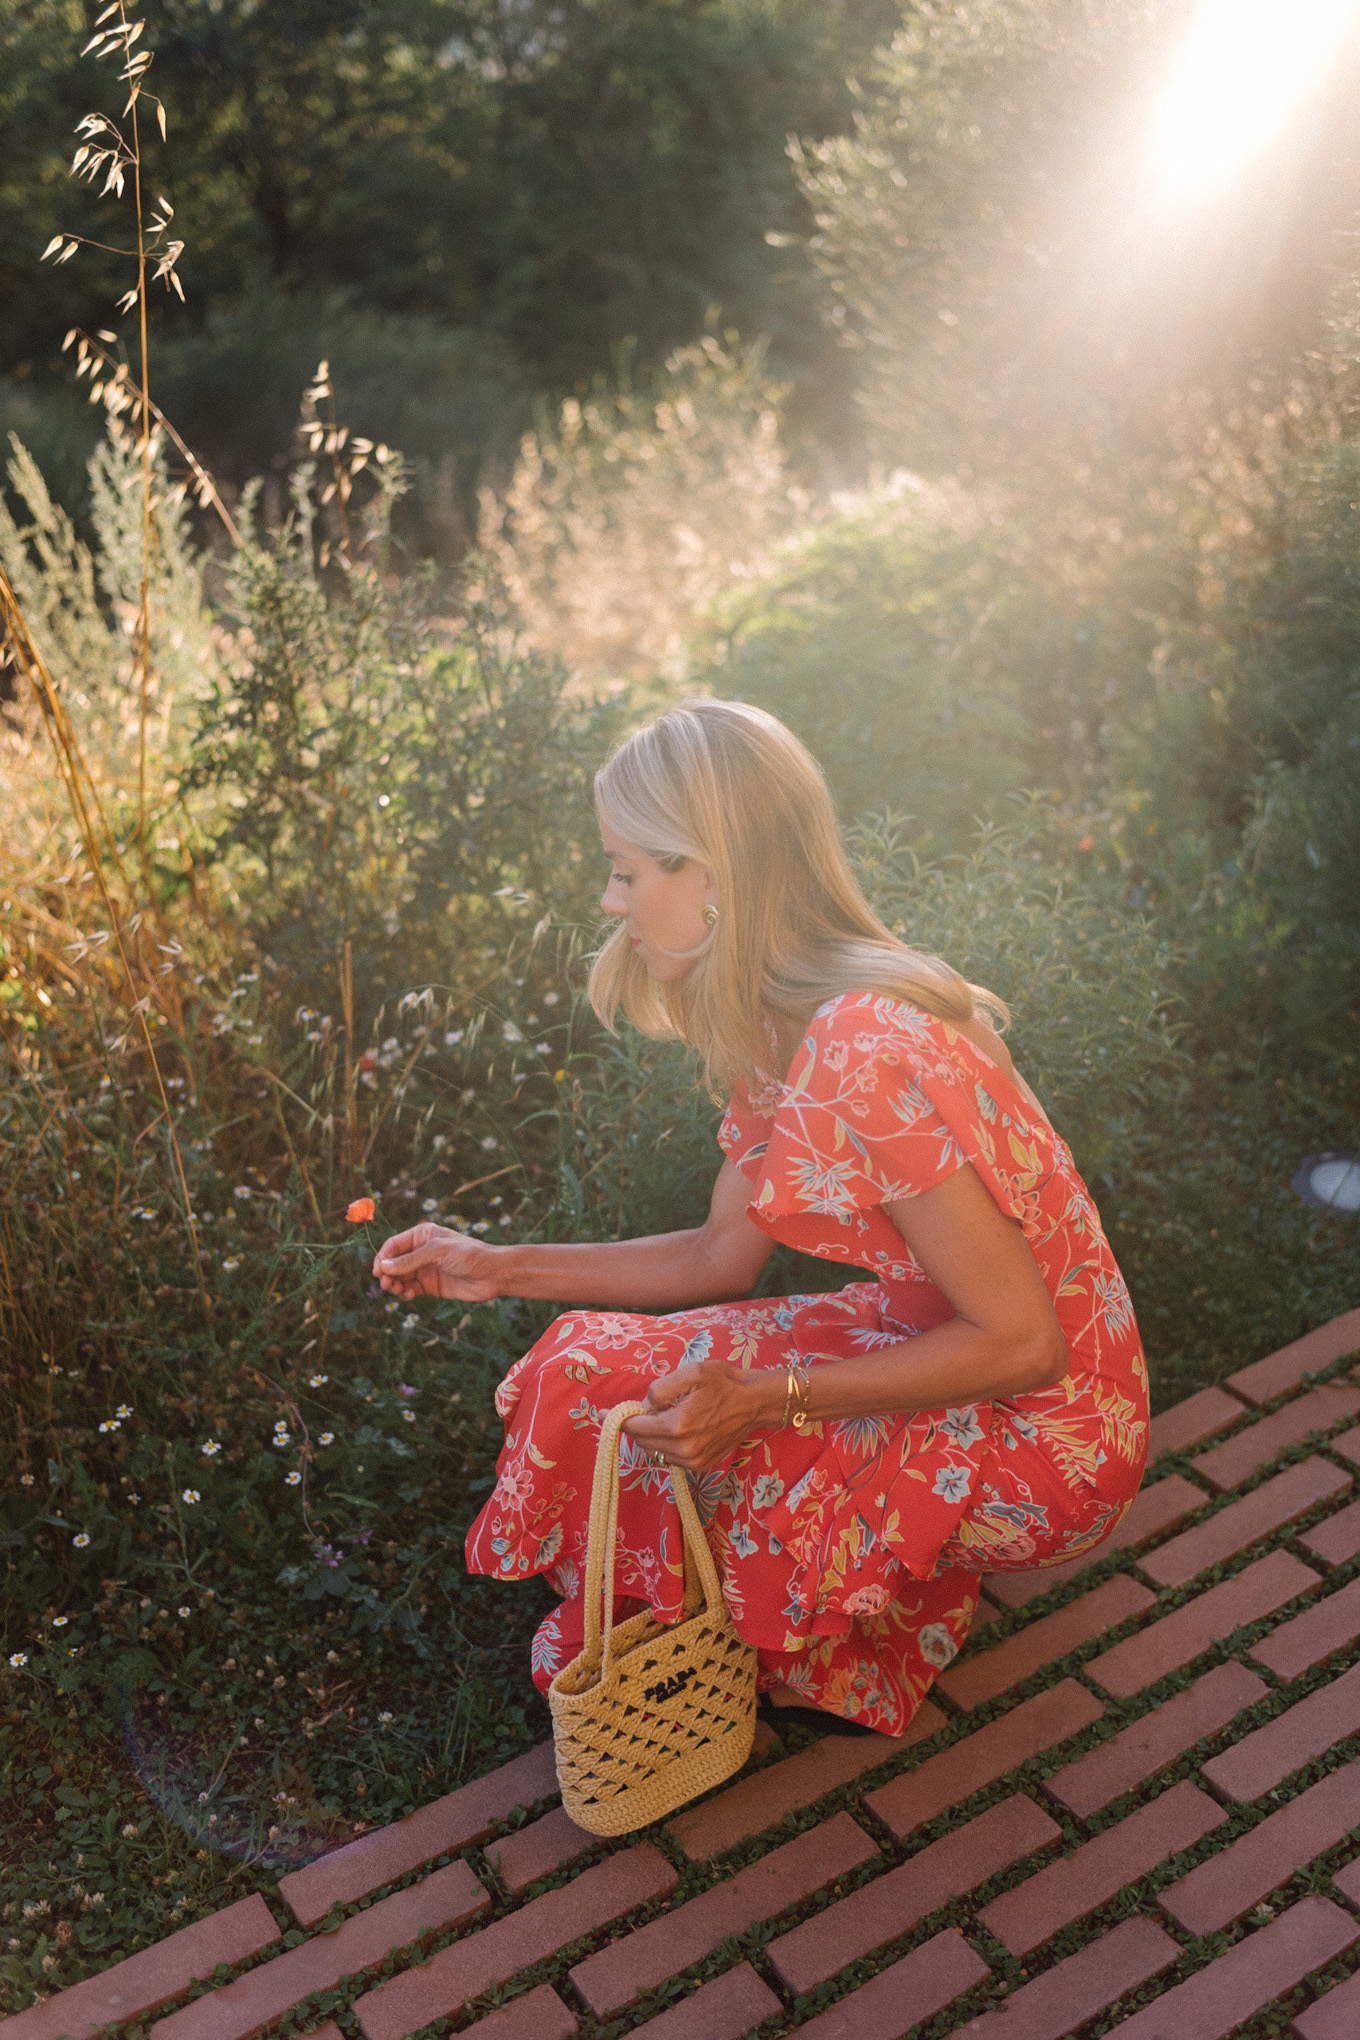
[401,1314,419,1330]
[200,1440,221,1457]
[72,1532,90,1548]
[178,1607,191,1619]
[308,1373,328,1387]
[98,1419,121,1433]
[20,1474,35,1487]
[52,1616,68,1628]
[116,1405,133,1418]
[8,1653,27,1669]
[319,1432,335,1445]
[401,1410,416,1423]
[285,1471,302,1486]
[182,1489,200,1505]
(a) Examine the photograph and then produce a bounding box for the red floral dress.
[466,992,1149,1732]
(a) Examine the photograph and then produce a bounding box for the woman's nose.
[600,884,627,918]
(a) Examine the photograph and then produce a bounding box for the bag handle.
[583,1400,730,1679]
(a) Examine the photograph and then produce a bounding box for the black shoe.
[757,1691,880,1739]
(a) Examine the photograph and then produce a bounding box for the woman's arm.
[626,1160,1069,1471]
[373,1158,775,1311]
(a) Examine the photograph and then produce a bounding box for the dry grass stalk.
[0,556,209,1318]
[41,0,184,878]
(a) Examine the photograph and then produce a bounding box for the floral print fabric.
[465,992,1149,1731]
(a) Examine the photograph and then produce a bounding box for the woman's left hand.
[623,1361,777,1473]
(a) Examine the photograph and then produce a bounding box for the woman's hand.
[624,1361,781,1474]
[373,1224,503,1304]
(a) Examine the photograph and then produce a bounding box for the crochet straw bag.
[547,1400,758,1835]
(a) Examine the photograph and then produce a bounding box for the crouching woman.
[375,699,1148,1736]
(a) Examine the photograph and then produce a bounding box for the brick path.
[8,1305,1360,2040]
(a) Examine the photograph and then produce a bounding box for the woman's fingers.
[374,1236,437,1277]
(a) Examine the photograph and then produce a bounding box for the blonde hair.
[589,697,1007,1095]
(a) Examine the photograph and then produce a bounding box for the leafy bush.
[183,467,631,1020]
[707,489,1032,841]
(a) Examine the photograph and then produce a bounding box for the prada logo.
[643,1665,697,1705]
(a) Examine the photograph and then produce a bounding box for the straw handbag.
[547,1399,758,1835]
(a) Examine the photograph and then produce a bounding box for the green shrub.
[150,293,528,561]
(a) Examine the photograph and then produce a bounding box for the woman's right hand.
[372,1224,503,1304]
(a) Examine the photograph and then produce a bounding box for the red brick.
[1301,1497,1360,1567]
[1140,1458,1350,1589]
[769,1796,1058,1994]
[1295,1965,1360,2040]
[1161,1761,1360,1934]
[464,1986,576,2039]
[150,1862,487,2040]
[484,1808,596,1897]
[1227,1309,1360,1406]
[569,1813,875,2018]
[1150,1387,1248,1462]
[1203,1662,1360,1803]
[1114,1895,1360,2040]
[1333,1855,1360,1905]
[278,1742,557,1927]
[0,1898,281,2040]
[1325,1424,1360,1467]
[937,1576,1154,1710]
[1089,1549,1322,1698]
[979,1780,1224,1957]
[984,1478,1206,1610]
[1193,1385,1360,1493]
[668,1702,944,1861]
[1250,1575,1360,1681]
[867,1681,1104,1837]
[791,1931,990,2040]
[1047,1661,1268,1817]
[949,1915,1180,2038]
[355,1845,674,2040]
[628,1964,780,2039]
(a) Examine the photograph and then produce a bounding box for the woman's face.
[599,820,714,983]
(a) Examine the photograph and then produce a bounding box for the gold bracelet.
[780,1365,797,1429]
[790,1361,812,1431]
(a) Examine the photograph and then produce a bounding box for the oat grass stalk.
[41,1,186,880]
[62,327,240,543]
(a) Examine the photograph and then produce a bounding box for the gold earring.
[702,904,719,929]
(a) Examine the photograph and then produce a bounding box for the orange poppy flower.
[346,1197,376,1223]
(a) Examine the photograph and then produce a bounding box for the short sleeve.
[751,993,1042,1229]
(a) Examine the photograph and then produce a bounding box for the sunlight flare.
[1152,0,1360,197]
